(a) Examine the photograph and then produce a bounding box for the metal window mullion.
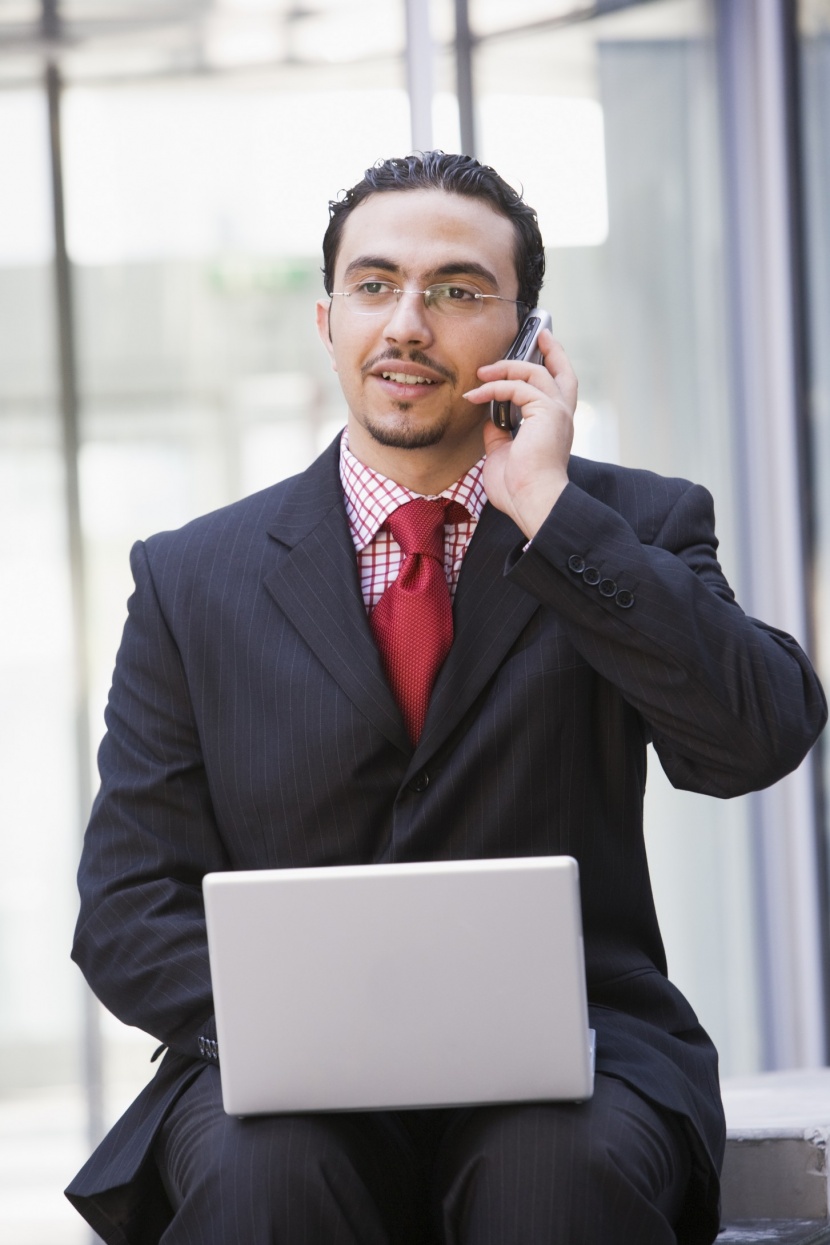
[454,0,476,157]
[717,0,826,1068]
[404,0,434,152]
[45,57,104,1149]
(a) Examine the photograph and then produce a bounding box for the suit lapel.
[412,503,540,766]
[262,442,541,765]
[262,443,410,753]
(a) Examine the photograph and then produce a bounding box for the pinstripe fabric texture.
[152,1067,691,1244]
[66,438,827,1245]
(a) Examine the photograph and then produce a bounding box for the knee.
[169,1113,409,1245]
[165,1107,341,1210]
[436,1098,687,1243]
[209,1113,345,1199]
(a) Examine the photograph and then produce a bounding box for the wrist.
[511,473,569,539]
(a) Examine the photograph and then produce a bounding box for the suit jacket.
[66,438,827,1245]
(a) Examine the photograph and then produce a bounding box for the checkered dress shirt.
[339,431,487,612]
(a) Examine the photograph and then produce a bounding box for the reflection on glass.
[799,0,830,913]
[0,85,86,1238]
[478,0,760,1076]
[1,20,796,1239]
[63,88,412,263]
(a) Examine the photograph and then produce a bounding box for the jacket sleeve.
[505,477,827,797]
[71,538,223,1059]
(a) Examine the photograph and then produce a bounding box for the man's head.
[316,154,546,491]
[322,152,545,313]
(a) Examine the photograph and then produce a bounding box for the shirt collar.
[339,429,487,554]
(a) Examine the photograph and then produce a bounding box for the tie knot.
[387,497,467,558]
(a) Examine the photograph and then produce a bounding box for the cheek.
[329,320,375,378]
[466,323,517,374]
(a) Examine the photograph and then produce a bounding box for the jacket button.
[615,589,635,609]
[567,554,586,574]
[583,566,601,586]
[599,578,617,598]
[410,771,430,793]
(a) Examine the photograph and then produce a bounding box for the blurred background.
[1,0,829,1239]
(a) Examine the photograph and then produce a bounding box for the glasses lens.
[339,281,489,315]
[346,281,398,314]
[425,284,484,315]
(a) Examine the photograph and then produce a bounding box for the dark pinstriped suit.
[66,438,826,1244]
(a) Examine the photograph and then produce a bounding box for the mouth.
[379,370,437,386]
[368,361,446,403]
[363,352,455,407]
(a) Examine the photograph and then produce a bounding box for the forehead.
[334,188,519,293]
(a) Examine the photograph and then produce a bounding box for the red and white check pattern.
[339,431,486,611]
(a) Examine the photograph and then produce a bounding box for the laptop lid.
[203,855,594,1116]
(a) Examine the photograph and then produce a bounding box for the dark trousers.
[154,1068,692,1244]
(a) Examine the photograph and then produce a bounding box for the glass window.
[8,7,822,1238]
[62,67,414,1125]
[0,88,90,1241]
[799,0,830,957]
[1,9,413,1237]
[475,0,761,1075]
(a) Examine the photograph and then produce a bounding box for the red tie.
[370,497,468,745]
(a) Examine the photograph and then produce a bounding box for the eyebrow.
[430,262,500,288]
[342,255,501,290]
[343,256,398,281]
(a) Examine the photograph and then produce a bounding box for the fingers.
[540,333,578,410]
[470,331,577,409]
[462,376,548,408]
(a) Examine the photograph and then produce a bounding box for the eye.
[354,280,394,296]
[433,283,480,303]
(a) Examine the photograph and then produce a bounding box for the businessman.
[66,152,826,1245]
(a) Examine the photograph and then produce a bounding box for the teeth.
[381,371,435,385]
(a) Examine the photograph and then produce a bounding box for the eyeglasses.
[329,280,525,318]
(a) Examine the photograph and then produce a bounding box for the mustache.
[361,349,457,386]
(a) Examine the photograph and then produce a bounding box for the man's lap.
[154,1066,693,1244]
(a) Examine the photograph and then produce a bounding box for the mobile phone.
[490,309,553,433]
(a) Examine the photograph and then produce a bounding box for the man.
[66,152,826,1245]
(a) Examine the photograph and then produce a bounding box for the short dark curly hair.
[322,151,545,312]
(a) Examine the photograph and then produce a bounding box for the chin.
[362,409,450,450]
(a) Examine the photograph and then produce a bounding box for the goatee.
[361,407,450,449]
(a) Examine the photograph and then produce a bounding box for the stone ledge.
[718,1223,830,1243]
[721,1070,830,1222]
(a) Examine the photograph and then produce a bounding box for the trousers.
[153,1067,693,1245]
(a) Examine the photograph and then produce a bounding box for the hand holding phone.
[470,322,576,539]
[490,309,554,433]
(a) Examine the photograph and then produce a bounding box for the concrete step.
[718,1223,830,1243]
[721,1069,830,1223]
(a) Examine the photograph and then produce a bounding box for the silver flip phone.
[490,309,553,433]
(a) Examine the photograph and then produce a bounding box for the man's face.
[316,188,522,474]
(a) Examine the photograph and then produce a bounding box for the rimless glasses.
[329,280,525,318]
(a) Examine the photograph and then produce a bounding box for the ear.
[315,299,337,371]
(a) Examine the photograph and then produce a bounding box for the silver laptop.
[203,855,595,1116]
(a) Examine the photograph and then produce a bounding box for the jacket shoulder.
[568,454,696,503]
[142,437,343,563]
[567,454,709,542]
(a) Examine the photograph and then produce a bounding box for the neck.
[346,423,484,495]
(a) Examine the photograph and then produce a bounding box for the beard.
[352,348,459,449]
[359,402,452,450]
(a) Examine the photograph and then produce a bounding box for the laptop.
[203,855,595,1116]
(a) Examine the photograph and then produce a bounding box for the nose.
[382,290,434,347]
